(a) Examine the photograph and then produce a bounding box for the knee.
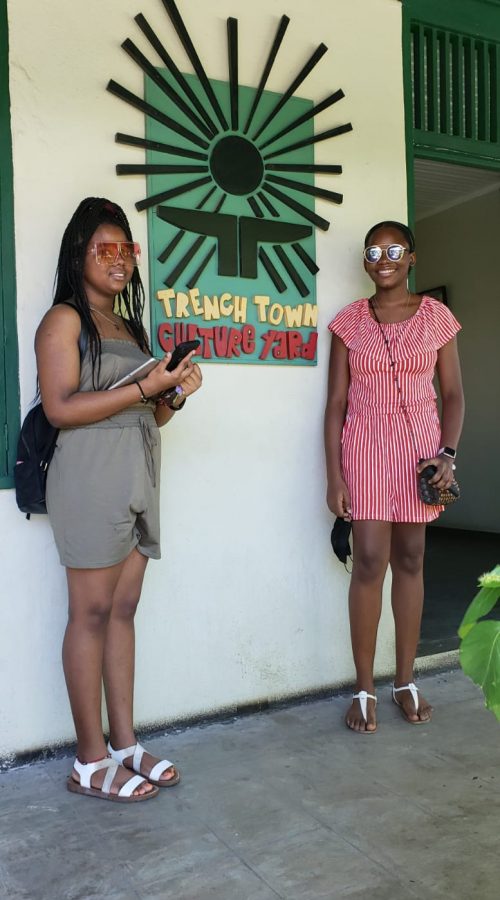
[111,591,141,621]
[69,597,113,631]
[353,550,388,584]
[392,548,424,577]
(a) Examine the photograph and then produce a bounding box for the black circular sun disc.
[210,135,264,195]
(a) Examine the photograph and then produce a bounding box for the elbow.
[41,402,73,430]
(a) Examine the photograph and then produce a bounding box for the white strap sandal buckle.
[352,690,377,723]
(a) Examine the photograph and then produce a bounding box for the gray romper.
[46,339,161,569]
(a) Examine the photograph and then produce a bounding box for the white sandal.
[392,682,429,724]
[107,740,180,788]
[347,690,377,734]
[67,756,158,802]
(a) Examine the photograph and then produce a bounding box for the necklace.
[89,305,120,331]
[371,289,410,323]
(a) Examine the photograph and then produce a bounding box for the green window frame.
[403,0,500,170]
[0,0,20,489]
[402,0,500,258]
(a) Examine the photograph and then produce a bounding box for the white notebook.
[108,357,160,390]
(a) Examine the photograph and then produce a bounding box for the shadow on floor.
[419,526,500,656]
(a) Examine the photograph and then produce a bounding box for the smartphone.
[166,340,200,371]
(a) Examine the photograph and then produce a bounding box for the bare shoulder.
[36,303,81,347]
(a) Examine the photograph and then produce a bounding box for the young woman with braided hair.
[36,197,202,800]
[325,221,464,734]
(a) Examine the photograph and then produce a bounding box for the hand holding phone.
[166,340,200,371]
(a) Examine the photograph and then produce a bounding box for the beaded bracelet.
[156,385,186,411]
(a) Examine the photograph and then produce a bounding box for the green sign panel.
[145,74,318,365]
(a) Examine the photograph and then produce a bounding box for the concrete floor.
[1,669,499,900]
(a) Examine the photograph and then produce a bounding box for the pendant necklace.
[89,305,120,331]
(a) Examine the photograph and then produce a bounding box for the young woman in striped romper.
[325,221,464,733]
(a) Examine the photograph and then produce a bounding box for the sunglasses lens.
[365,246,381,263]
[120,242,141,263]
[94,242,141,265]
[387,245,405,261]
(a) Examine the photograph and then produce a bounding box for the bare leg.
[390,523,432,723]
[64,563,154,796]
[345,521,392,732]
[104,548,178,783]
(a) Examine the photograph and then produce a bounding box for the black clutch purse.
[331,517,352,565]
[418,464,460,506]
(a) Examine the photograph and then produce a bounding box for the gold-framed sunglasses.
[89,241,141,266]
[363,244,409,263]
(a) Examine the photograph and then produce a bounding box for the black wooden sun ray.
[121,39,213,140]
[158,186,218,263]
[227,18,238,131]
[117,164,208,176]
[258,90,345,151]
[272,246,309,297]
[106,80,209,150]
[263,122,353,160]
[134,14,218,137]
[292,242,319,275]
[258,248,287,294]
[161,0,229,131]
[266,163,342,174]
[262,182,330,231]
[267,173,343,205]
[242,15,290,135]
[251,43,328,142]
[115,132,207,161]
[187,245,217,289]
[257,191,279,217]
[136,175,212,212]
[247,197,264,218]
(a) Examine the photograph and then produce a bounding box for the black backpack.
[14,311,88,518]
[14,405,59,517]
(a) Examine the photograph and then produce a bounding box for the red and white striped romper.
[328,296,461,522]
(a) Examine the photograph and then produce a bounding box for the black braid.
[364,220,416,252]
[53,197,150,388]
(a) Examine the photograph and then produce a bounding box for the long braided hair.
[53,197,151,386]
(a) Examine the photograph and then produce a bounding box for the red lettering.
[174,323,188,345]
[272,331,287,359]
[241,324,256,354]
[301,331,318,361]
[259,330,277,360]
[287,331,303,359]
[213,326,229,357]
[157,323,174,353]
[226,328,242,357]
[197,328,214,358]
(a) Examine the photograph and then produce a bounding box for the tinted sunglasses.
[363,244,409,264]
[90,241,141,266]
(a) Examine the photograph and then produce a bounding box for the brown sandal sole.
[66,777,159,802]
[147,767,181,788]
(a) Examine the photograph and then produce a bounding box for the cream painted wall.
[1,0,406,758]
[415,187,500,534]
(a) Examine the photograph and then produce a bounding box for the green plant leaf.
[458,585,500,639]
[460,620,500,721]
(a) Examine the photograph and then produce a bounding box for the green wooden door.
[0,0,20,488]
